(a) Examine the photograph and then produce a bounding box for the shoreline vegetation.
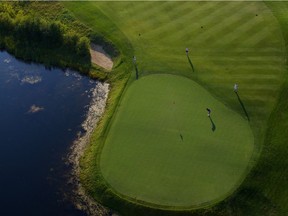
[0,2,119,79]
[0,2,130,216]
[0,2,121,216]
[67,82,112,216]
[0,2,91,74]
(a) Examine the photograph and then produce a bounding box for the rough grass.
[63,1,288,216]
[19,1,90,36]
[0,2,92,74]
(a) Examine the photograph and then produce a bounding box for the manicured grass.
[63,1,288,215]
[101,74,254,207]
[93,1,285,127]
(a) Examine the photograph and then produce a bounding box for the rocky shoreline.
[66,81,113,216]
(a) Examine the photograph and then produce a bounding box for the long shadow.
[180,133,183,141]
[134,64,139,80]
[209,116,216,132]
[235,92,250,121]
[187,55,195,72]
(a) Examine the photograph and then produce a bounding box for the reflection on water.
[0,51,96,216]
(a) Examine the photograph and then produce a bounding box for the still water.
[0,51,95,216]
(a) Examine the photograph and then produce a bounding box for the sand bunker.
[90,44,113,71]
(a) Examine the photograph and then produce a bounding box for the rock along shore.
[67,81,117,216]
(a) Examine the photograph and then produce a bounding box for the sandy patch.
[90,44,113,71]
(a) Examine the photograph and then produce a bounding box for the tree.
[76,36,90,58]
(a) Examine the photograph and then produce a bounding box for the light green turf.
[66,1,286,129]
[101,74,254,207]
[63,1,287,212]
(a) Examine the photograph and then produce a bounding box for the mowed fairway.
[63,1,288,213]
[101,74,254,207]
[65,1,286,127]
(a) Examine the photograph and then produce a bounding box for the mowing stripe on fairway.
[63,1,287,212]
[65,1,286,124]
[93,1,286,123]
[100,74,254,207]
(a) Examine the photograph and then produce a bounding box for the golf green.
[100,74,254,207]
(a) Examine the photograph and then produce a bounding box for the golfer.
[133,56,136,64]
[234,83,238,93]
[186,48,189,55]
[206,108,211,117]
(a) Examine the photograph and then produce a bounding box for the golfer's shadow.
[187,55,195,72]
[235,92,250,121]
[180,133,183,141]
[209,116,216,132]
[134,64,139,80]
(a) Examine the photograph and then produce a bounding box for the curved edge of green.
[62,2,288,215]
[98,74,255,210]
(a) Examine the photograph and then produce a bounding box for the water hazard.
[0,51,96,216]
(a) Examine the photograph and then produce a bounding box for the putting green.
[100,74,254,207]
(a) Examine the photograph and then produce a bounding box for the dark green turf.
[63,1,288,215]
[101,74,254,207]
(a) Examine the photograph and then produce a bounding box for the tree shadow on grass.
[235,92,250,121]
[209,116,216,132]
[187,55,195,72]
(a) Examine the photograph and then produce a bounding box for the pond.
[0,51,97,216]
